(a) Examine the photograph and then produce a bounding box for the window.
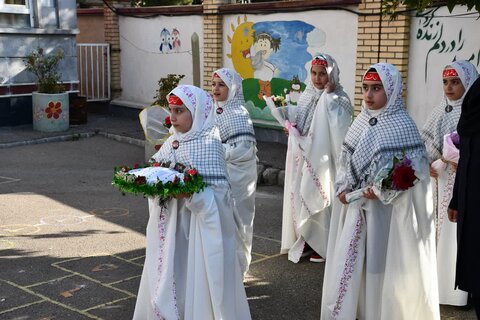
[0,0,32,27]
[0,0,30,14]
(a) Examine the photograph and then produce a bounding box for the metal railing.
[77,43,111,101]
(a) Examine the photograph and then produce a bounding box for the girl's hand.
[338,191,348,204]
[429,165,438,178]
[451,162,458,172]
[325,81,336,93]
[363,187,378,200]
[448,208,458,222]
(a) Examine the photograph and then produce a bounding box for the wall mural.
[159,27,182,54]
[416,8,480,81]
[227,16,326,121]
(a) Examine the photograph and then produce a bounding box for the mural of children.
[159,28,173,53]
[172,28,181,53]
[250,31,281,99]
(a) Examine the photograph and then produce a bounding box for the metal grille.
[77,43,110,101]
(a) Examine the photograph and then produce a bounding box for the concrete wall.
[0,0,79,126]
[117,15,204,107]
[407,6,480,127]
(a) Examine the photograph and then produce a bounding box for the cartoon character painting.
[159,28,173,53]
[227,15,255,79]
[227,17,328,121]
[172,28,181,53]
[250,31,281,99]
[287,75,302,104]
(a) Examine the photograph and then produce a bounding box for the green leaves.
[152,74,185,107]
[112,163,207,203]
[23,48,65,94]
[382,0,480,19]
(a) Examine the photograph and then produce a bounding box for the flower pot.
[32,92,69,132]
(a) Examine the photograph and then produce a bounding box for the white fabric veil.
[169,84,215,135]
[213,68,256,144]
[422,60,479,162]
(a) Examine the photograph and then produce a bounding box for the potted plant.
[142,74,185,161]
[152,74,185,107]
[24,47,69,132]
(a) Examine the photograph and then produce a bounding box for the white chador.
[321,63,439,320]
[421,60,478,306]
[213,68,257,277]
[280,54,353,262]
[133,85,251,320]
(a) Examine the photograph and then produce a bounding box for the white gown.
[133,185,251,320]
[321,159,440,320]
[133,84,251,320]
[213,68,258,277]
[224,140,257,276]
[434,165,468,305]
[281,91,352,262]
[322,62,440,320]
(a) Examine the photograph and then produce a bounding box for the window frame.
[0,0,34,27]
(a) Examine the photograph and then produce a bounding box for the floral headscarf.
[167,84,215,136]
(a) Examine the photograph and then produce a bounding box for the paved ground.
[0,113,475,319]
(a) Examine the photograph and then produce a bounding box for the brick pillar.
[203,0,226,90]
[104,1,122,99]
[355,0,411,112]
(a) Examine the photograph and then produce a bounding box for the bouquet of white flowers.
[263,95,300,136]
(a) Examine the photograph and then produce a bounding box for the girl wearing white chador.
[421,60,478,306]
[321,63,439,320]
[212,68,257,277]
[281,54,353,263]
[133,85,251,320]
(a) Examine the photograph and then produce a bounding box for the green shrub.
[24,48,65,94]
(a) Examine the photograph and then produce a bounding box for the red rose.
[152,162,161,167]
[163,116,172,129]
[391,164,416,190]
[133,163,139,169]
[134,176,146,185]
[184,175,190,182]
[154,144,162,151]
[187,169,197,175]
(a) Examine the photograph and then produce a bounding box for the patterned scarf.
[339,63,426,190]
[421,60,479,162]
[213,68,256,144]
[294,53,350,135]
[153,85,227,184]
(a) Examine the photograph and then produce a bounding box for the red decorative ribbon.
[168,95,183,106]
[312,57,328,67]
[443,68,459,78]
[363,72,381,81]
